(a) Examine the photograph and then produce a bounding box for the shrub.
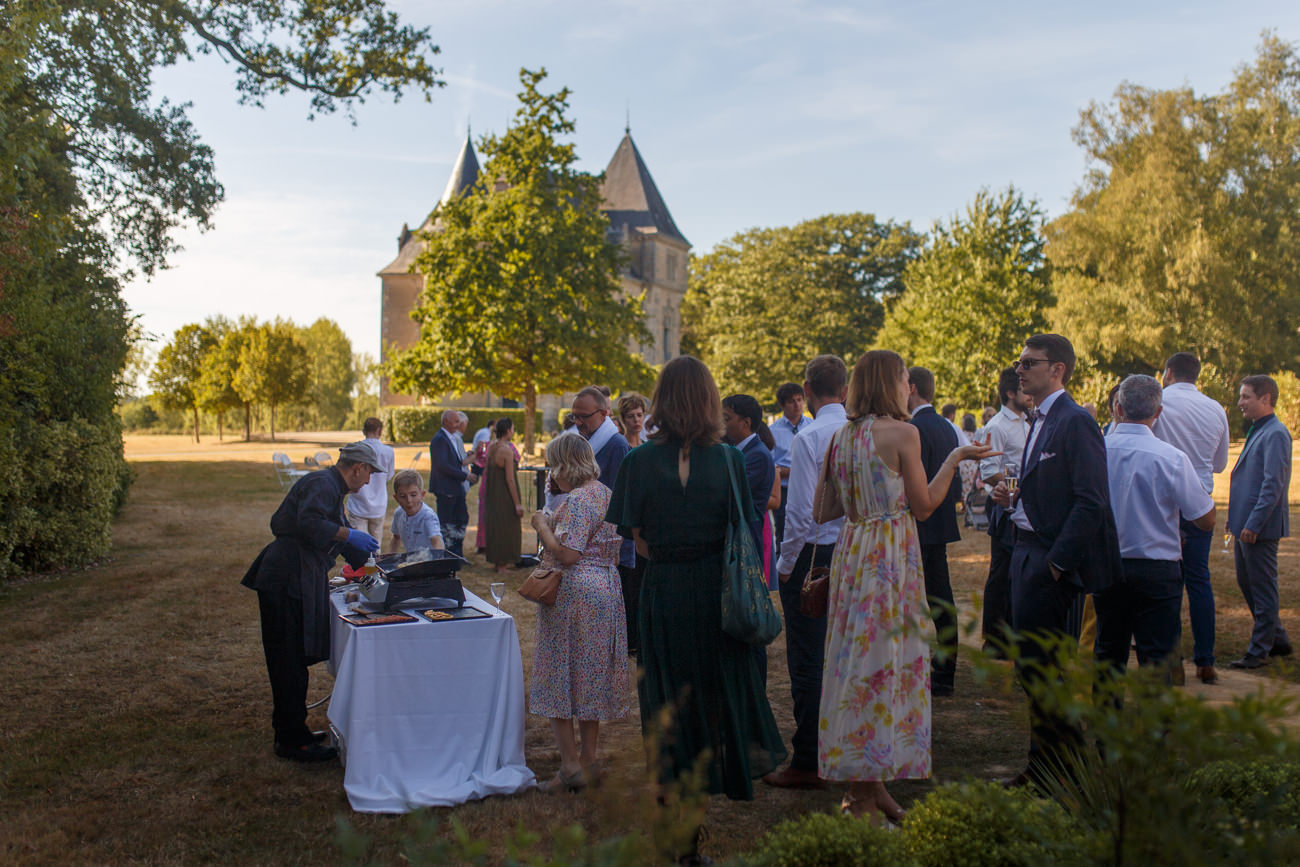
[1187,759,1300,828]
[736,810,913,867]
[0,415,130,577]
[381,406,542,444]
[904,781,1089,867]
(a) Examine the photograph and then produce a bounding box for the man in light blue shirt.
[1096,375,1215,681]
[769,382,809,558]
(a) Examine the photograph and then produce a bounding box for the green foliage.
[905,782,1089,867]
[118,398,160,431]
[877,187,1051,408]
[738,811,913,867]
[1274,370,1300,435]
[388,68,652,451]
[381,406,542,445]
[149,323,216,442]
[0,416,130,577]
[197,317,258,440]
[291,317,356,429]
[1187,760,1300,829]
[1049,33,1300,380]
[233,321,309,440]
[683,213,923,398]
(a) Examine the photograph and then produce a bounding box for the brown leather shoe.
[761,766,826,789]
[1196,666,1219,684]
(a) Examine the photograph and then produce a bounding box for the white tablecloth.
[327,590,535,812]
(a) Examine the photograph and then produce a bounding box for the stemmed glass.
[1002,461,1020,496]
[489,582,505,612]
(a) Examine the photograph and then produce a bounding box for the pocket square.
[1039,451,1056,460]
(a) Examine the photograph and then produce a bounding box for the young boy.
[389,469,445,554]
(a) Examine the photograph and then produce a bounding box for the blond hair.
[846,350,911,422]
[391,469,424,493]
[545,434,601,489]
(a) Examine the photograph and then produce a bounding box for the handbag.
[720,448,783,645]
[799,444,837,618]
[518,565,562,606]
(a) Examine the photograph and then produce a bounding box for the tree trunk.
[523,382,536,457]
[270,402,277,442]
[216,410,224,441]
[192,406,200,443]
[244,403,251,442]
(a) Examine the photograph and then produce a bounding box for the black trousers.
[921,543,957,691]
[1094,558,1183,676]
[1010,536,1085,768]
[618,554,647,657]
[434,491,469,557]
[982,505,1015,649]
[256,587,313,748]
[773,485,789,557]
[776,543,833,772]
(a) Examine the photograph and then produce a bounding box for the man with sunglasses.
[992,333,1122,789]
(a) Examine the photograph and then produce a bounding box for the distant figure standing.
[429,411,469,557]
[979,368,1031,653]
[769,382,810,559]
[1098,375,1215,678]
[907,368,962,697]
[345,417,395,541]
[484,417,524,572]
[618,392,649,449]
[1226,375,1293,669]
[1152,351,1230,684]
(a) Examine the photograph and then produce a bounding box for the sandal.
[538,767,586,794]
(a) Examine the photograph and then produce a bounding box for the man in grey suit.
[1227,375,1294,669]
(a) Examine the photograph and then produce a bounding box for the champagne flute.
[1222,532,1233,556]
[1002,461,1020,496]
[490,581,505,611]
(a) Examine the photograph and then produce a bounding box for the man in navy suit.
[907,367,962,696]
[428,410,469,557]
[992,333,1121,785]
[1227,375,1293,669]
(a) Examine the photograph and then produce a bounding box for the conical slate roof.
[379,133,480,275]
[600,133,688,246]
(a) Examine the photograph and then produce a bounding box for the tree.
[387,68,652,452]
[150,324,217,442]
[297,318,355,430]
[875,187,1052,407]
[234,321,309,441]
[682,214,923,399]
[1048,33,1300,379]
[196,315,255,440]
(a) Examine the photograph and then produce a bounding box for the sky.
[124,1,1300,365]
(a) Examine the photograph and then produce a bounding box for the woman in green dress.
[484,417,523,571]
[608,356,787,818]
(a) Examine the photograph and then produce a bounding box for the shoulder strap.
[723,446,747,530]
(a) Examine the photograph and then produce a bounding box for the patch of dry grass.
[4,434,1293,863]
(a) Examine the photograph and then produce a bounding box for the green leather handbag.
[719,449,783,645]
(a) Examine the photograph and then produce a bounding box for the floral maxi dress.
[818,416,932,782]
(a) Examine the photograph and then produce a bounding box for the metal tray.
[414,605,493,623]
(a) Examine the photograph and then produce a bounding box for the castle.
[378,130,690,426]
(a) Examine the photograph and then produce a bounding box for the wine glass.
[1002,461,1020,495]
[1222,532,1233,556]
[489,581,505,611]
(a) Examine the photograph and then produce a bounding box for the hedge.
[1187,759,1300,828]
[380,406,543,444]
[0,415,132,577]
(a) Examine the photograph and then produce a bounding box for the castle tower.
[377,130,689,416]
[377,133,480,406]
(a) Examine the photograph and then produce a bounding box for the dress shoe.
[1196,666,1220,685]
[761,766,827,790]
[311,730,329,743]
[1270,643,1293,658]
[274,742,338,762]
[1228,654,1268,670]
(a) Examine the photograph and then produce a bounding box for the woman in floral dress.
[813,350,994,823]
[529,434,629,793]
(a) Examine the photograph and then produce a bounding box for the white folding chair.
[272,452,309,490]
[314,450,334,468]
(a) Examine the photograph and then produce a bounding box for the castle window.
[666,253,677,283]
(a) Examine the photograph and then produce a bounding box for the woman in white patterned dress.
[528,435,629,793]
[813,350,995,823]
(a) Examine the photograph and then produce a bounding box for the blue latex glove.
[346,529,379,552]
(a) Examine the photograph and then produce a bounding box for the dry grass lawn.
[0,432,1297,864]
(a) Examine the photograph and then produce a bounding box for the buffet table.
[327,589,535,812]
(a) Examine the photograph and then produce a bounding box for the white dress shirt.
[345,437,396,519]
[1011,388,1065,532]
[1106,423,1214,560]
[777,402,847,576]
[980,405,1029,493]
[1152,381,1230,494]
[770,413,811,484]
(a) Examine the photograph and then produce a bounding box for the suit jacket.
[428,428,468,497]
[592,432,634,566]
[1228,413,1293,539]
[910,406,961,546]
[1018,392,1122,594]
[740,437,776,551]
